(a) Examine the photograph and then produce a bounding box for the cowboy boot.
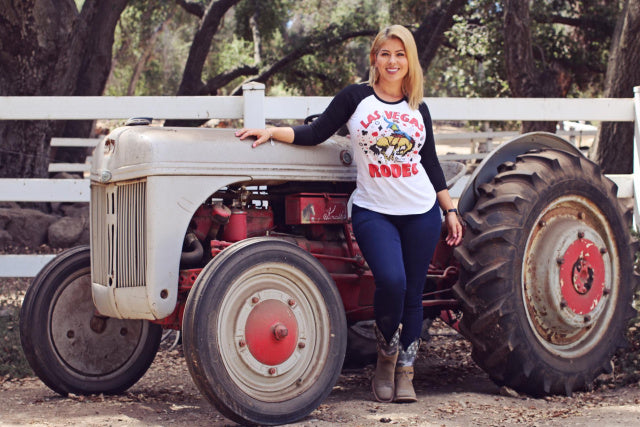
[371,323,402,402]
[394,339,419,403]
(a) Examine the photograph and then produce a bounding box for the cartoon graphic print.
[359,112,423,164]
[370,117,414,160]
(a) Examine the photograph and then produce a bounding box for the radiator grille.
[91,180,147,288]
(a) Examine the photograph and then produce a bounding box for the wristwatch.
[443,208,458,215]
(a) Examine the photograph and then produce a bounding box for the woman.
[236,25,462,403]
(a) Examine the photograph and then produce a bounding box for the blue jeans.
[351,203,441,348]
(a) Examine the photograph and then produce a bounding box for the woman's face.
[374,37,408,86]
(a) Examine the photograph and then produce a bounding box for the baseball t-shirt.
[292,83,446,215]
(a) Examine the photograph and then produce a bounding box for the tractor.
[20,119,637,425]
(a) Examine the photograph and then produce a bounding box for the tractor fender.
[457,131,584,214]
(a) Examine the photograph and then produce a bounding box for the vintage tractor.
[20,120,637,425]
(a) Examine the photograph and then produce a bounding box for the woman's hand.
[444,212,463,246]
[436,190,462,246]
[235,128,272,148]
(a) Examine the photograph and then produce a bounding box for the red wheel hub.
[559,238,605,315]
[244,299,298,366]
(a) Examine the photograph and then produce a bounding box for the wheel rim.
[218,261,331,402]
[522,195,619,357]
[49,269,147,377]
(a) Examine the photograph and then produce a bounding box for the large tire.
[182,237,347,426]
[453,149,637,396]
[20,246,162,396]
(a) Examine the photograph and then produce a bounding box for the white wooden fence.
[1,83,639,277]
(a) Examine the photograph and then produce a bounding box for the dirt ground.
[3,321,640,427]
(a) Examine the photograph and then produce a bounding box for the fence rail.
[2,94,633,122]
[1,83,638,277]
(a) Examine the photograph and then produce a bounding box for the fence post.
[634,86,640,230]
[242,82,266,128]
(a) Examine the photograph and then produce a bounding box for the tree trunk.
[127,9,174,96]
[127,8,175,96]
[249,5,262,65]
[57,0,129,165]
[166,0,240,127]
[0,0,75,178]
[594,0,640,174]
[0,121,53,179]
[0,0,128,178]
[503,0,561,133]
[413,0,467,71]
[176,0,242,97]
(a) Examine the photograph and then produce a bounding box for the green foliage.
[267,0,388,95]
[103,0,623,103]
[420,2,506,99]
[104,0,395,97]
[210,36,254,73]
[106,0,198,96]
[234,0,291,42]
[0,303,32,379]
[420,0,620,101]
[528,0,617,95]
[203,35,255,94]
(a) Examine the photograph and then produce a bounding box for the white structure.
[0,84,638,277]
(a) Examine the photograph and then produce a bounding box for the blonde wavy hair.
[368,25,424,110]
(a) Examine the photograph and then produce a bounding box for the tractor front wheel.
[182,237,347,426]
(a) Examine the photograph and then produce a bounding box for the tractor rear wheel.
[182,237,347,426]
[453,149,637,396]
[20,246,162,396]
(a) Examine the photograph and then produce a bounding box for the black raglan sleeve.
[418,103,447,192]
[292,84,363,146]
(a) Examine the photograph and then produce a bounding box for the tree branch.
[177,0,241,95]
[504,0,559,133]
[175,0,204,18]
[537,14,615,34]
[231,27,378,95]
[414,0,466,71]
[127,9,175,95]
[249,10,261,64]
[201,64,259,95]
